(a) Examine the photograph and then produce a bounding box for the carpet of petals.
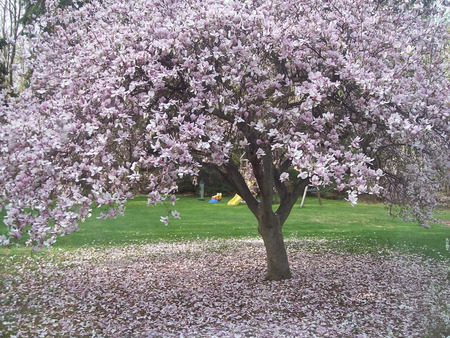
[1,239,449,337]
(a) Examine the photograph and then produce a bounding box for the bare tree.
[1,0,24,92]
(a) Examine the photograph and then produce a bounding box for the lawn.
[1,197,449,337]
[1,196,449,258]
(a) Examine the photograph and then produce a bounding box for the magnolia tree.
[0,0,449,280]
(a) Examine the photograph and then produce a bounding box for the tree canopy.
[0,0,448,279]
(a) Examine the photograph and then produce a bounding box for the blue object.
[208,199,219,204]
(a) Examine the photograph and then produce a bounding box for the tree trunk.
[258,213,292,281]
[218,151,298,281]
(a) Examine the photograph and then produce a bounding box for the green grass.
[1,196,449,259]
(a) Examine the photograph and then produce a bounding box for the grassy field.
[1,196,449,259]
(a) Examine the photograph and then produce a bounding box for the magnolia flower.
[160,216,170,226]
[255,121,265,133]
[311,175,321,187]
[43,236,56,247]
[370,184,382,195]
[375,169,384,180]
[346,190,358,206]
[256,148,266,159]
[239,139,250,147]
[0,235,9,246]
[279,172,289,183]
[297,171,309,180]
[170,195,178,206]
[350,137,361,149]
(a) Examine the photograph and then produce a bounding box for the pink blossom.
[0,239,447,336]
[171,210,181,219]
[346,190,358,207]
[279,172,289,183]
[160,216,170,226]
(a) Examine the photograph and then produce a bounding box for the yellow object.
[212,193,222,201]
[227,194,243,206]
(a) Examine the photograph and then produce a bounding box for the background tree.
[0,0,25,93]
[0,0,448,280]
[20,0,89,26]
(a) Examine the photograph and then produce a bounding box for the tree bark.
[258,211,292,281]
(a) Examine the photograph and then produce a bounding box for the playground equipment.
[227,194,243,206]
[228,157,255,206]
[212,193,222,201]
[209,193,222,204]
[227,180,255,205]
[300,185,322,207]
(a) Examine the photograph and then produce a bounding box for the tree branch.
[275,178,309,225]
[202,161,260,216]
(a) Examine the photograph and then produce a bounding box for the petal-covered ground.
[1,239,449,337]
